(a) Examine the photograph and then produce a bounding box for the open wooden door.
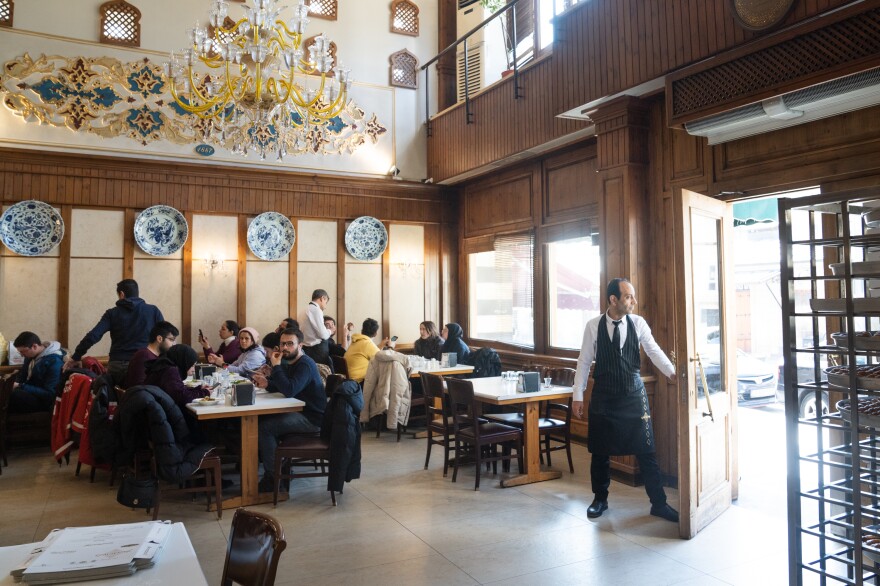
[673,188,738,539]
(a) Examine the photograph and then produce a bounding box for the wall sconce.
[394,261,422,279]
[203,256,227,277]
[388,165,402,180]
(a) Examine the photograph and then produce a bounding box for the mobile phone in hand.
[198,328,204,338]
[390,336,398,342]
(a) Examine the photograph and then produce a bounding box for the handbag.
[116,472,158,509]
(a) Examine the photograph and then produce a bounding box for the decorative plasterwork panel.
[0,53,387,156]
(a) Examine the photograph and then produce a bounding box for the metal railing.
[420,0,528,136]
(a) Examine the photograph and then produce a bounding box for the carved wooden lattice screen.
[99,0,141,47]
[390,0,419,36]
[0,0,13,28]
[209,16,238,56]
[304,36,338,68]
[390,50,418,89]
[309,0,337,21]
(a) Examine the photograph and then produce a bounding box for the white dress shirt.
[301,301,331,346]
[572,313,675,401]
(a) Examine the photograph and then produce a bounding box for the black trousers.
[302,340,332,369]
[590,452,667,506]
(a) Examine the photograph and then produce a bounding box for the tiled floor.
[0,406,788,585]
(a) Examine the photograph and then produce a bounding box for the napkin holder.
[233,382,255,406]
[517,372,540,393]
[441,352,457,367]
[195,363,216,379]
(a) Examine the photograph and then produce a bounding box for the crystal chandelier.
[164,0,352,160]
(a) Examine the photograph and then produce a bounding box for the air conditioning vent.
[685,67,880,144]
[458,0,479,8]
[457,44,484,102]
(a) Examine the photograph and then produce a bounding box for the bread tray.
[837,399,880,429]
[810,298,880,312]
[828,261,880,277]
[191,397,221,406]
[825,368,880,391]
[831,332,880,351]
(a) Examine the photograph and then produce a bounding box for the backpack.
[87,375,123,467]
[470,347,502,378]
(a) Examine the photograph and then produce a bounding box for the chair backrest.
[0,373,17,434]
[222,508,288,586]
[445,377,480,438]
[324,373,345,399]
[331,355,349,378]
[546,367,576,387]
[420,372,450,428]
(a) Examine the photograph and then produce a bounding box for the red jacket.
[51,373,93,462]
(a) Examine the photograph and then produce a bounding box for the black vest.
[593,314,641,393]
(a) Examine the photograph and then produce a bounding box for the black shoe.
[258,476,289,494]
[650,503,679,522]
[587,499,608,518]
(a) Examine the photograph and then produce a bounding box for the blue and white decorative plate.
[247,212,295,261]
[345,216,388,261]
[0,200,64,256]
[134,205,188,256]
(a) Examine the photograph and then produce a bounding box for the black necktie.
[612,320,622,354]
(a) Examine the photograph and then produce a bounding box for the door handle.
[691,352,715,423]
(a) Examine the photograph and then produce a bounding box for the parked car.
[777,362,830,418]
[695,349,779,405]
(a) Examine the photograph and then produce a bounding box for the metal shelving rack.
[781,189,880,586]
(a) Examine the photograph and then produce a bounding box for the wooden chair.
[331,355,349,378]
[324,373,345,400]
[272,435,336,506]
[150,450,223,520]
[420,372,455,476]
[446,377,523,490]
[221,508,287,586]
[0,373,16,473]
[482,366,576,473]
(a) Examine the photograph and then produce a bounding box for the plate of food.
[191,397,221,406]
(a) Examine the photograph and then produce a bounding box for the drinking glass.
[544,377,552,389]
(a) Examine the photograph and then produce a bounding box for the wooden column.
[57,205,73,348]
[424,224,440,323]
[237,216,248,325]
[591,95,653,484]
[437,0,458,112]
[288,218,298,316]
[182,211,194,345]
[123,208,135,279]
[381,221,391,337]
[337,220,347,327]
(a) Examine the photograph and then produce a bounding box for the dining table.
[467,376,573,487]
[410,364,474,378]
[0,522,207,586]
[186,391,304,509]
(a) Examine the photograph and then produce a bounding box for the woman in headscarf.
[144,344,208,408]
[413,321,443,360]
[208,327,265,379]
[440,323,470,364]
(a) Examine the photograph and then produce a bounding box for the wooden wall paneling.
[424,223,440,324]
[237,215,247,325]
[182,211,194,345]
[543,144,599,224]
[288,218,298,317]
[336,219,346,328]
[382,221,391,337]
[463,166,536,237]
[123,208,135,279]
[57,205,72,348]
[0,149,448,225]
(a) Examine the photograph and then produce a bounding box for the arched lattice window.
[0,0,14,28]
[304,35,338,70]
[99,0,141,47]
[209,16,238,56]
[390,0,419,36]
[309,0,337,21]
[390,50,418,89]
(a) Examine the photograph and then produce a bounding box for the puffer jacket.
[117,385,213,484]
[16,341,65,411]
[321,380,363,492]
[361,350,412,430]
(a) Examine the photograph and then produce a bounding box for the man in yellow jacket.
[344,318,391,382]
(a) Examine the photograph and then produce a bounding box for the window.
[309,0,337,21]
[391,0,419,36]
[547,236,601,349]
[0,0,13,28]
[390,50,419,89]
[99,0,141,47]
[538,0,581,50]
[468,233,534,347]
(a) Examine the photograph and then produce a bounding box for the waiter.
[572,278,679,523]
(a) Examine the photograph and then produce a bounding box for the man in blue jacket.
[11,331,65,413]
[65,279,164,385]
[253,327,326,493]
